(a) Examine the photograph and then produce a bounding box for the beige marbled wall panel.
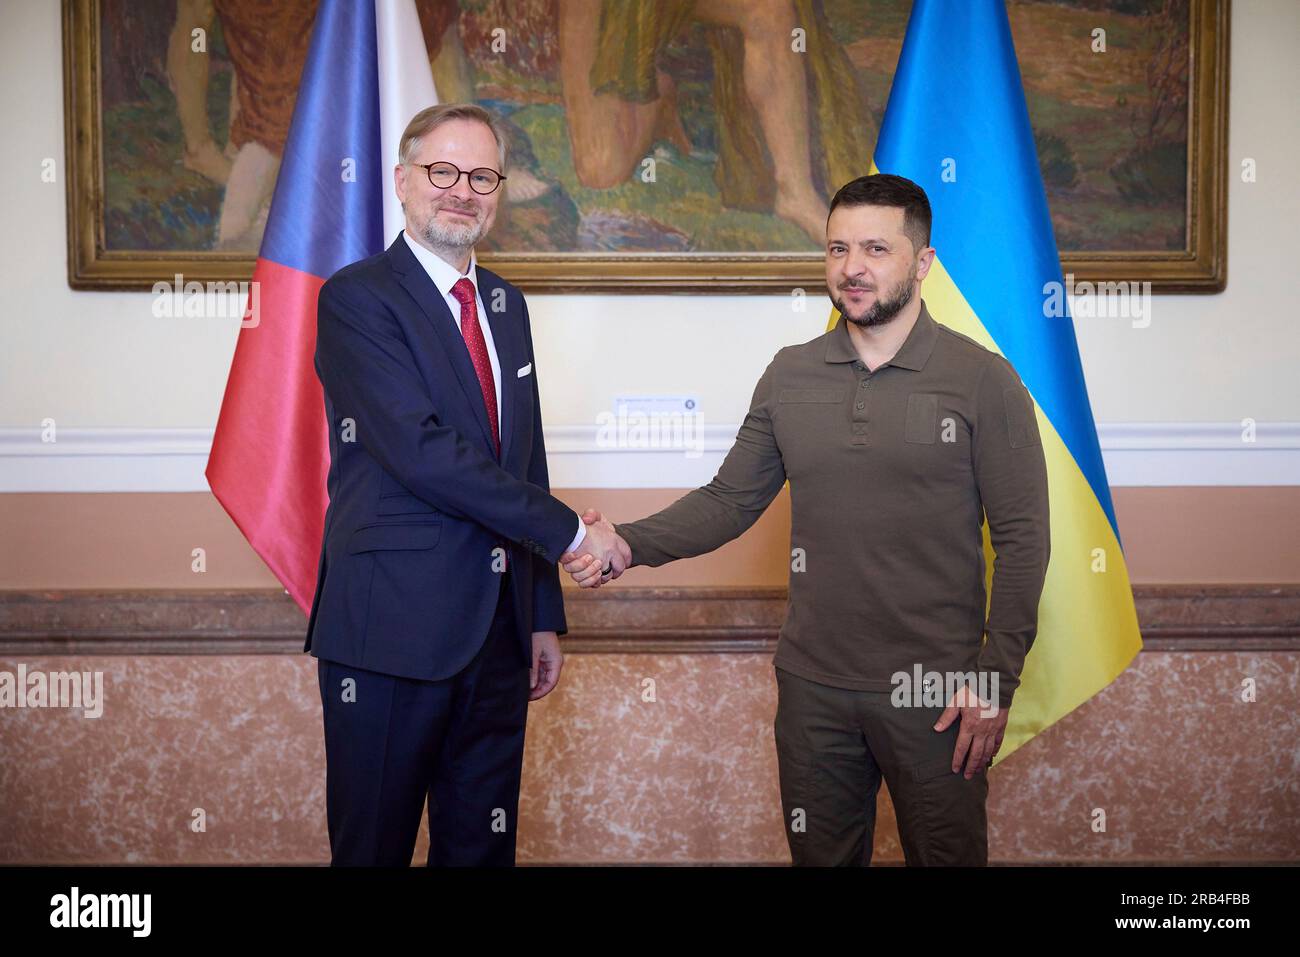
[0,651,1294,864]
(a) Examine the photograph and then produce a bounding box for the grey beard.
[837,276,915,328]
[418,211,485,252]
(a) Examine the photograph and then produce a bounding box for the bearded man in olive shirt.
[564,174,1050,866]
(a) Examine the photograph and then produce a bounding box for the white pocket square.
[516,363,532,378]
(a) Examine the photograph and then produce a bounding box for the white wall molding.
[1095,422,1300,486]
[0,423,1297,492]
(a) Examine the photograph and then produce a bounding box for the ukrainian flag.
[828,0,1143,761]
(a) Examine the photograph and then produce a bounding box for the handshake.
[560,509,631,588]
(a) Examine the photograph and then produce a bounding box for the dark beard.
[835,275,915,328]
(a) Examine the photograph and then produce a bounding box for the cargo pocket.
[904,756,988,866]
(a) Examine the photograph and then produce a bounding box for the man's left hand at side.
[934,682,1010,778]
[529,631,563,700]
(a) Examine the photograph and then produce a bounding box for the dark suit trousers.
[317,572,531,866]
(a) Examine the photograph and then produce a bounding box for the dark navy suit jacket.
[303,232,576,680]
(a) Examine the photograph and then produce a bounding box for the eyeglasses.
[412,161,506,195]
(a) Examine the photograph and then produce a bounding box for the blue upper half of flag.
[874,0,1117,532]
[259,0,384,280]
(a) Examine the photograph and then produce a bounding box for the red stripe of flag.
[206,259,329,613]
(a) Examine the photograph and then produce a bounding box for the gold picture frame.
[64,0,1229,293]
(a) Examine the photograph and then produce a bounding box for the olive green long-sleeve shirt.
[615,300,1050,707]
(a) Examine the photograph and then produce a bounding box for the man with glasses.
[306,103,630,866]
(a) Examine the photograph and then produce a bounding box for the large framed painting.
[64,0,1229,292]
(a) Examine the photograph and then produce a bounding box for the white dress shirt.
[402,230,585,558]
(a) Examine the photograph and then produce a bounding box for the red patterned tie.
[450,277,508,574]
[449,277,500,458]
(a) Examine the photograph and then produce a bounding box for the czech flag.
[206,0,437,613]
[828,0,1143,761]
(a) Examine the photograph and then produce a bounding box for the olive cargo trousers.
[774,665,990,866]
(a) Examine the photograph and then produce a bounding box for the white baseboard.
[0,423,1297,492]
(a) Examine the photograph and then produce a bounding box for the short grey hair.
[398,103,509,171]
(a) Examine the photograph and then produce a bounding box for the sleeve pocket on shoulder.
[1003,386,1041,449]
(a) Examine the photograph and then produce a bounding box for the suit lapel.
[386,233,497,458]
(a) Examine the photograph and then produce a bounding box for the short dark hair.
[828,173,931,253]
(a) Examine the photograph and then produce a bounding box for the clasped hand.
[559,509,630,588]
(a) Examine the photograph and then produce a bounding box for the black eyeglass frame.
[411,161,507,195]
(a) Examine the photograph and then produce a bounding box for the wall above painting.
[63,0,1228,293]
